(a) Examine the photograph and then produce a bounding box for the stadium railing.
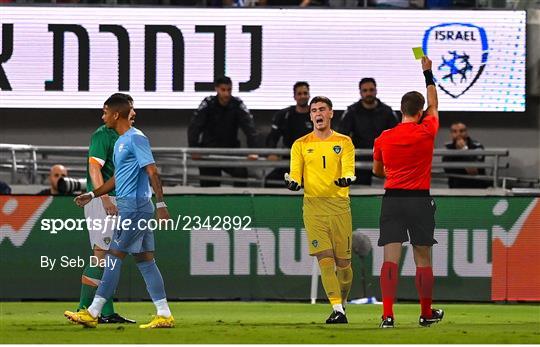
[0,143,511,188]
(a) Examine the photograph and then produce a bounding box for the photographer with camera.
[37,164,68,195]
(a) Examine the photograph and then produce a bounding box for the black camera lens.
[58,177,86,194]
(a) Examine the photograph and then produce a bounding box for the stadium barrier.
[0,144,510,187]
[1,194,538,302]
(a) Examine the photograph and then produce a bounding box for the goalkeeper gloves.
[284,173,301,191]
[334,176,356,187]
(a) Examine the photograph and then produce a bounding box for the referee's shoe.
[379,316,394,328]
[419,308,444,327]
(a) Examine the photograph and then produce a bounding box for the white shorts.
[83,196,117,250]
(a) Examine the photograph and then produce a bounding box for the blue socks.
[137,259,166,302]
[95,254,123,300]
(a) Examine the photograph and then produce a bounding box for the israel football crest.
[333,145,342,154]
[422,23,488,98]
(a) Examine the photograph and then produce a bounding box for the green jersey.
[86,125,119,195]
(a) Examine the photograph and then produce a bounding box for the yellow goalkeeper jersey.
[289,131,355,216]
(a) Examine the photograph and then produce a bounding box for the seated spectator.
[442,122,491,188]
[37,164,68,195]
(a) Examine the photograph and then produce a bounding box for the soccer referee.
[372,56,443,328]
[286,96,356,324]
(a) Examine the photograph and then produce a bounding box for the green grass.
[1,302,539,343]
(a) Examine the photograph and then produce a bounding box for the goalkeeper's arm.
[285,141,303,191]
[334,176,356,187]
[284,173,301,191]
[335,137,356,187]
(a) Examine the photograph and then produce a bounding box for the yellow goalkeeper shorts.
[303,211,352,259]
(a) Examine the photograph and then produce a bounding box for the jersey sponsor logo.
[307,148,314,154]
[0,196,52,247]
[423,23,488,98]
[333,145,342,154]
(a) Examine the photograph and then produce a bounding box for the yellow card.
[412,47,425,60]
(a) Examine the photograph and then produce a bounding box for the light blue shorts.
[110,211,155,254]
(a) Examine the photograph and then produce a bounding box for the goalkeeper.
[285,96,355,324]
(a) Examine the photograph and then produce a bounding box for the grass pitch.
[1,301,539,344]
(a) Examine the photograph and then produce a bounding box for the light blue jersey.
[113,127,155,213]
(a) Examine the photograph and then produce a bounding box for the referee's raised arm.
[422,56,438,120]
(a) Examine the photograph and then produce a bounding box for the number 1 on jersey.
[322,155,326,169]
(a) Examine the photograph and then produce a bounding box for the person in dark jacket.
[338,77,398,185]
[442,122,491,188]
[265,81,313,187]
[188,76,258,187]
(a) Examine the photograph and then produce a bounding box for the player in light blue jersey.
[65,95,174,329]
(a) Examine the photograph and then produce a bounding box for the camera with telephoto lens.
[57,177,87,195]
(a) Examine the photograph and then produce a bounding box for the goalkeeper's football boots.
[139,315,175,329]
[419,308,444,327]
[64,309,98,328]
[379,316,395,328]
[99,313,136,324]
[325,310,348,324]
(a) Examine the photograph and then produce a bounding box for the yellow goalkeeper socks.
[336,263,353,306]
[318,257,342,306]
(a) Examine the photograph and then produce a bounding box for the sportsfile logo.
[422,23,489,98]
[0,196,52,247]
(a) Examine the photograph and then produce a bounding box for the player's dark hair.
[400,91,425,117]
[104,94,131,119]
[111,92,133,103]
[214,76,232,86]
[309,96,333,110]
[359,77,376,88]
[293,81,310,93]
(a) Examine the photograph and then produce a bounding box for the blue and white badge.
[422,23,489,99]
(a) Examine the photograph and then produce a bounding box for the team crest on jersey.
[312,240,318,248]
[104,237,111,245]
[333,145,342,154]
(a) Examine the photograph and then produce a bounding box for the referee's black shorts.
[378,189,437,247]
